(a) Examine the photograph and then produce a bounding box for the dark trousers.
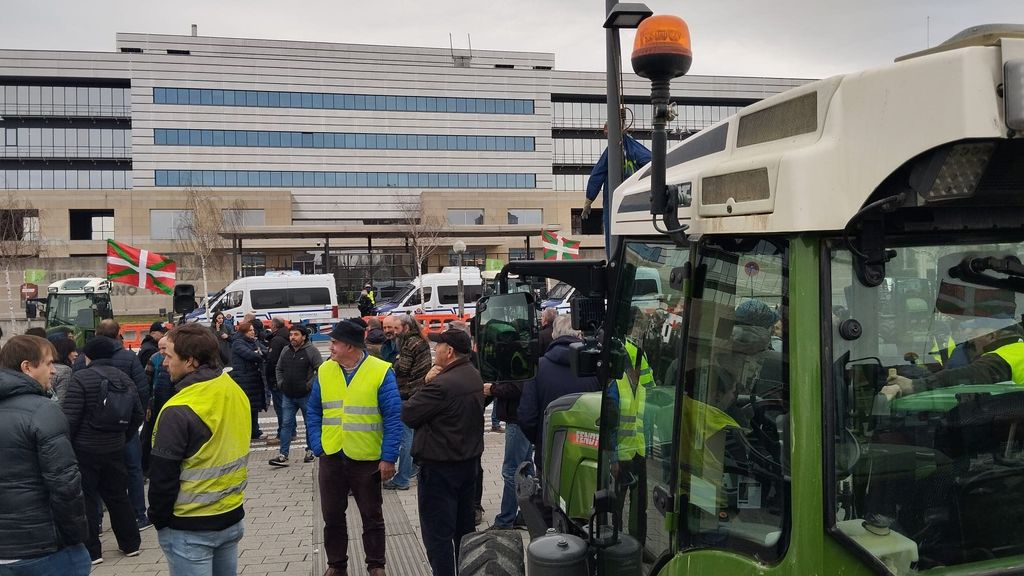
[250,408,262,438]
[418,459,478,576]
[318,453,385,571]
[77,448,141,560]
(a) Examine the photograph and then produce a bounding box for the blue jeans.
[123,431,147,524]
[391,423,416,488]
[494,422,533,527]
[0,544,90,576]
[279,394,309,458]
[157,521,244,576]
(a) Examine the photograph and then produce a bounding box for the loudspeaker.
[173,284,197,314]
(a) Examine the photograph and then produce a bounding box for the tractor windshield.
[46,292,96,329]
[828,239,1024,572]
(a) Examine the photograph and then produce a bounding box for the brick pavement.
[93,413,511,576]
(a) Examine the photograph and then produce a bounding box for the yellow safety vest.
[929,335,957,365]
[987,340,1024,385]
[615,342,654,460]
[679,395,740,510]
[318,355,390,460]
[368,290,376,305]
[154,372,250,519]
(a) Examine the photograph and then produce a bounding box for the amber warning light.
[631,15,692,80]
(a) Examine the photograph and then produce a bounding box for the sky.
[1,0,1022,79]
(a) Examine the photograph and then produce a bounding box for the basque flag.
[106,240,177,295]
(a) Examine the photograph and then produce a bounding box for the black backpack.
[91,370,135,432]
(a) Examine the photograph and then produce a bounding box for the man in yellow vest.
[149,324,251,576]
[609,339,655,541]
[884,316,1024,399]
[307,319,402,576]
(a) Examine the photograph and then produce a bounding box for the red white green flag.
[106,240,177,295]
[541,230,581,261]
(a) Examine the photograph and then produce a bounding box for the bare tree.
[397,198,445,307]
[175,188,245,306]
[0,193,43,334]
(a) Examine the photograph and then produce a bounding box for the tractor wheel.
[458,530,525,576]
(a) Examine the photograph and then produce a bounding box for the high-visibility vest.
[318,355,390,460]
[368,290,376,305]
[679,395,740,509]
[986,340,1024,384]
[154,372,250,519]
[615,342,654,460]
[929,335,957,365]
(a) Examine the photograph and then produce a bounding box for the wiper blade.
[967,256,1024,278]
[949,255,1024,293]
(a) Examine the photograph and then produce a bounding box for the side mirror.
[474,292,538,382]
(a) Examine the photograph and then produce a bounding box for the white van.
[184,274,338,324]
[376,270,484,315]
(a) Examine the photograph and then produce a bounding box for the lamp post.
[453,240,467,317]
[603,2,652,255]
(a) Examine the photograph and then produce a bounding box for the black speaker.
[173,284,197,314]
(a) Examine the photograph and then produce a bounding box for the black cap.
[149,321,168,333]
[428,328,472,354]
[329,320,366,349]
[82,336,118,361]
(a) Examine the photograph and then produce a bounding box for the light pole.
[603,2,652,256]
[453,240,467,317]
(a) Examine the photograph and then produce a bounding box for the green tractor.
[32,277,113,346]
[468,22,1024,576]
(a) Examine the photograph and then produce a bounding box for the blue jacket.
[585,134,652,203]
[306,352,402,463]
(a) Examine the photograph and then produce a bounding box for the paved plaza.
[92,413,512,575]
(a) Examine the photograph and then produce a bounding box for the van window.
[635,278,659,296]
[221,291,243,310]
[290,287,332,306]
[438,285,483,304]
[251,289,287,309]
[405,287,432,307]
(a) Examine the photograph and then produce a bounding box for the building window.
[507,209,542,225]
[242,253,266,277]
[1,169,131,190]
[447,209,484,225]
[155,170,535,189]
[0,209,38,241]
[150,209,192,240]
[509,248,534,261]
[571,208,603,236]
[69,209,114,240]
[448,249,486,267]
[152,128,534,152]
[222,208,265,228]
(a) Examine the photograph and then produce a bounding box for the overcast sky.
[1,0,1022,78]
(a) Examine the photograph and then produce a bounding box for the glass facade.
[155,170,535,189]
[0,85,131,118]
[507,208,542,225]
[153,128,534,152]
[150,209,191,240]
[153,87,534,115]
[3,127,131,158]
[447,209,485,225]
[552,101,741,132]
[554,174,589,192]
[0,169,131,189]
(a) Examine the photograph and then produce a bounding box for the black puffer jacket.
[73,339,150,410]
[264,326,289,390]
[0,368,89,559]
[62,360,144,454]
[231,336,266,411]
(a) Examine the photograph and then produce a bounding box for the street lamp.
[603,2,652,257]
[453,240,467,317]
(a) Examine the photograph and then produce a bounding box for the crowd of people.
[0,302,597,576]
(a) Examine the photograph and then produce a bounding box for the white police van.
[375,269,484,316]
[185,273,338,324]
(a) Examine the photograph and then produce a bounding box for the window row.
[155,170,536,189]
[0,85,131,117]
[150,209,266,240]
[445,208,543,225]
[552,137,659,165]
[554,174,588,191]
[153,87,534,115]
[552,101,742,132]
[153,128,534,152]
[0,170,132,189]
[3,127,131,158]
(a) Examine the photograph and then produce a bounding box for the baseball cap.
[150,321,168,333]
[428,328,472,354]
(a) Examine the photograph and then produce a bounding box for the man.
[582,123,652,254]
[307,319,402,576]
[264,318,290,445]
[150,324,250,576]
[487,356,532,530]
[538,307,557,355]
[365,317,387,359]
[384,313,432,491]
[73,319,151,530]
[138,321,167,371]
[61,336,144,564]
[357,287,376,317]
[380,316,401,363]
[139,321,168,475]
[884,316,1024,399]
[269,325,323,466]
[402,328,485,576]
[0,335,90,575]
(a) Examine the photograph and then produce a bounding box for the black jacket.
[231,336,266,410]
[73,338,150,410]
[518,336,600,468]
[62,360,145,454]
[0,369,88,559]
[402,358,484,463]
[490,379,525,424]
[538,322,554,356]
[264,327,290,389]
[275,341,323,399]
[138,335,159,373]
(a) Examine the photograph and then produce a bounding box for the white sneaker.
[91,557,104,566]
